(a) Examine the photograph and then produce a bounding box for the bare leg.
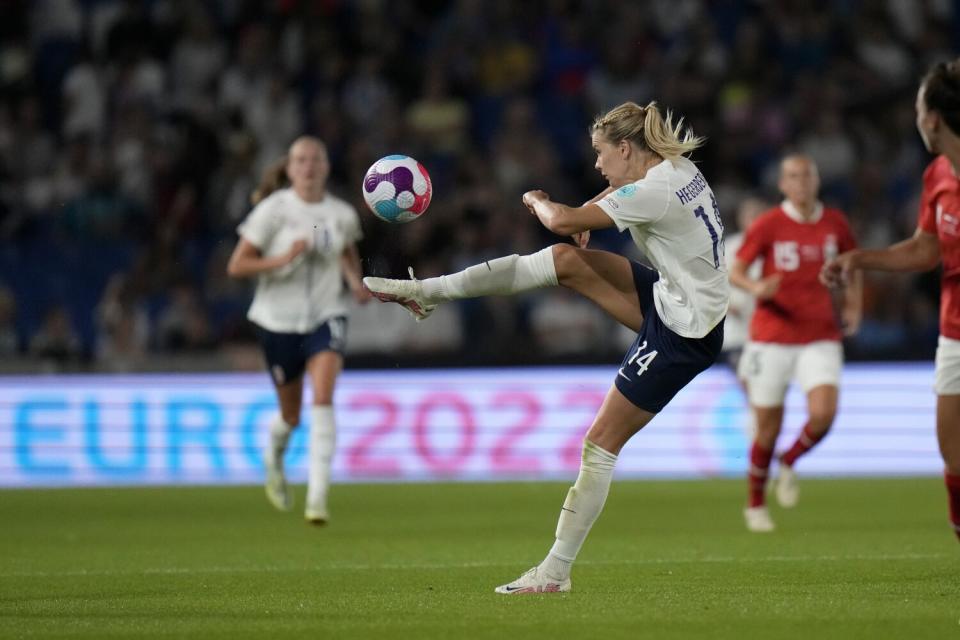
[937,394,960,474]
[552,244,643,332]
[275,377,304,427]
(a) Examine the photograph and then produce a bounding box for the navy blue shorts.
[614,262,724,413]
[254,317,347,386]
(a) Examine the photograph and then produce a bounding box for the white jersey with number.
[595,156,729,339]
[237,188,363,334]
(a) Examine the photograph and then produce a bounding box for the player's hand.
[284,239,309,265]
[522,190,549,213]
[753,273,782,300]
[353,287,373,304]
[821,251,858,288]
[572,230,590,248]
[841,308,861,336]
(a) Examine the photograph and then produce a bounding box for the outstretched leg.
[364,244,643,330]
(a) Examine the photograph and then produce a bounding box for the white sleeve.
[346,205,364,243]
[236,200,277,250]
[594,180,671,231]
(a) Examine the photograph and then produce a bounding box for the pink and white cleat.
[494,566,571,595]
[363,267,437,321]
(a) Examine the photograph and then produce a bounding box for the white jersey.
[595,156,729,338]
[721,231,759,351]
[237,188,363,334]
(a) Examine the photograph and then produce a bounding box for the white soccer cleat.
[743,506,775,533]
[494,566,571,595]
[304,507,329,526]
[263,451,292,512]
[363,267,437,321]
[774,462,800,508]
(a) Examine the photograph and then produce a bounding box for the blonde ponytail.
[592,101,704,160]
[250,155,291,205]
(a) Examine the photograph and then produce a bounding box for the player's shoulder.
[246,188,288,220]
[324,191,360,217]
[256,188,290,210]
[821,206,851,225]
[924,155,955,191]
[750,206,784,230]
[663,156,702,183]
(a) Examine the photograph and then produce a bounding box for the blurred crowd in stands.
[0,0,957,371]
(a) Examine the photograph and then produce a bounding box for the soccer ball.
[362,155,432,223]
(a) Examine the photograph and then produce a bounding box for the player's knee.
[808,409,836,431]
[944,458,960,476]
[753,415,782,447]
[552,243,583,286]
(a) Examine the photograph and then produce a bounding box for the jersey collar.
[781,199,823,224]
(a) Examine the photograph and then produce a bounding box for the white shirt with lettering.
[595,156,729,338]
[237,188,363,334]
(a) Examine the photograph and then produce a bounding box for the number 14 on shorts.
[619,340,659,380]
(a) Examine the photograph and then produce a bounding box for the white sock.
[540,440,618,581]
[307,405,336,513]
[267,414,296,464]
[420,248,558,302]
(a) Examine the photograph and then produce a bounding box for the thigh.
[255,325,308,387]
[585,384,657,455]
[938,395,960,474]
[739,342,795,408]
[306,350,343,405]
[614,309,722,414]
[552,244,643,332]
[796,341,843,394]
[934,336,960,395]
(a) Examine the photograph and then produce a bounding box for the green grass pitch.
[1,478,958,639]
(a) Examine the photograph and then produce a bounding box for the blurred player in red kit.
[731,154,862,532]
[823,60,960,541]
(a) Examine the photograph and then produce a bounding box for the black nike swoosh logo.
[561,507,576,513]
[503,585,524,591]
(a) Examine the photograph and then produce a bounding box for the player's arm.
[840,269,863,336]
[821,228,941,287]
[522,190,615,236]
[568,187,616,248]
[340,244,371,303]
[227,237,307,278]
[729,258,781,300]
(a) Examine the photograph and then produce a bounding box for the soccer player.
[730,154,861,533]
[227,136,368,525]
[722,197,767,375]
[822,59,960,541]
[365,101,728,593]
[721,197,767,441]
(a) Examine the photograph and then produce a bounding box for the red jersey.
[918,155,960,340]
[737,202,857,344]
